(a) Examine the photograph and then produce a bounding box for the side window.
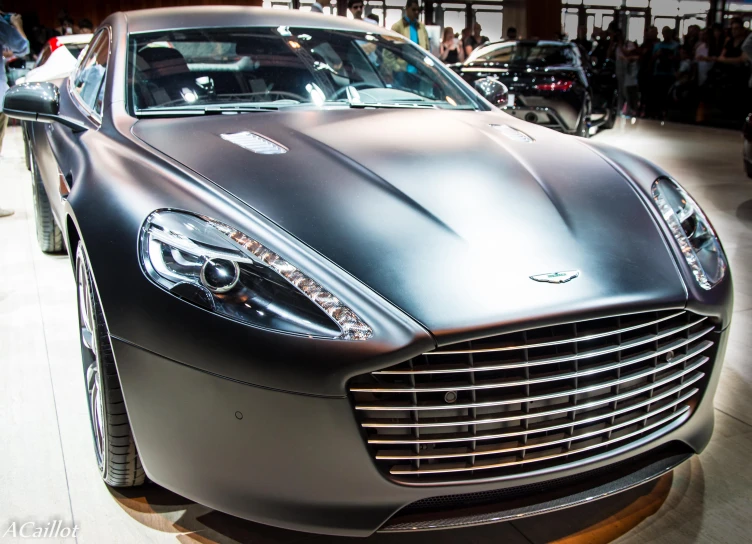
[72,30,109,117]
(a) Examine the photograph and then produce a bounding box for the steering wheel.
[331,82,379,100]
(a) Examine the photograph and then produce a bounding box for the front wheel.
[76,243,145,487]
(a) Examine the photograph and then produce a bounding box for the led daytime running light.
[205,218,373,341]
[651,180,725,290]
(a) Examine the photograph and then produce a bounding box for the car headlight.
[140,210,372,340]
[652,178,727,290]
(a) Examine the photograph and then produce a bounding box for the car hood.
[132,109,686,341]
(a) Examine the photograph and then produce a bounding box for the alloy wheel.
[77,249,106,470]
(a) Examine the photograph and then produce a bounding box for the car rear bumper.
[111,326,728,537]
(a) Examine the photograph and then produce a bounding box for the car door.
[31,28,110,229]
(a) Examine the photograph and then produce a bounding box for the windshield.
[127,27,484,114]
[467,42,577,66]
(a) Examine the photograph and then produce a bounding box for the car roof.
[54,33,93,44]
[121,6,383,34]
[479,39,569,49]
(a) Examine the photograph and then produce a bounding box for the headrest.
[137,47,190,78]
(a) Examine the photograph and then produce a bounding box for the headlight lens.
[140,211,372,340]
[652,178,726,290]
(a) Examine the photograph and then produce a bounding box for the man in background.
[463,22,488,57]
[78,19,94,34]
[504,26,518,41]
[391,0,428,48]
[0,6,29,217]
[348,0,364,20]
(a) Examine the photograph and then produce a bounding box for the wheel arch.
[65,214,81,271]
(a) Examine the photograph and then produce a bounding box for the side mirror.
[3,82,87,132]
[474,77,509,107]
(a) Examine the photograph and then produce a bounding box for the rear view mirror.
[3,82,87,132]
[474,77,509,107]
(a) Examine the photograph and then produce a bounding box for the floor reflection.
[110,460,696,544]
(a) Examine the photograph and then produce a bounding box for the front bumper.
[111,326,728,537]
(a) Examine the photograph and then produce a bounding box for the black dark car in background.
[454,40,618,137]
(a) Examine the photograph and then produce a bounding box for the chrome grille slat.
[374,319,710,375]
[367,386,699,443]
[355,356,708,411]
[348,310,716,483]
[352,339,713,394]
[428,310,686,355]
[389,408,690,475]
[376,391,693,460]
[361,372,704,429]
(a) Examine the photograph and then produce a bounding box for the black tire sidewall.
[75,243,111,479]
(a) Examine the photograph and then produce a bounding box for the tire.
[601,90,618,130]
[76,243,146,488]
[31,156,64,254]
[575,102,591,138]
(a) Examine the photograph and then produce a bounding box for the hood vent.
[490,124,534,143]
[220,131,288,154]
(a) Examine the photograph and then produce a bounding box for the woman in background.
[440,26,464,64]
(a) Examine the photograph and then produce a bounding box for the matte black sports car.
[5,7,732,537]
[454,40,618,137]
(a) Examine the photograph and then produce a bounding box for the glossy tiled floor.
[0,119,750,544]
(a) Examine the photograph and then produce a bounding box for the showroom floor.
[1,119,751,544]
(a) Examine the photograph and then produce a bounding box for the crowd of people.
[573,18,751,125]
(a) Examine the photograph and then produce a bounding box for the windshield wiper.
[136,105,279,117]
[345,102,438,109]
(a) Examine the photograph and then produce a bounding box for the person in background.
[648,26,679,119]
[715,18,748,67]
[390,0,428,48]
[309,0,332,14]
[682,24,700,57]
[572,24,592,55]
[463,22,488,58]
[0,7,30,217]
[55,15,74,36]
[439,26,464,64]
[365,13,379,25]
[714,18,750,120]
[695,28,713,87]
[504,26,517,42]
[708,23,725,58]
[77,19,94,34]
[348,0,364,20]
[637,25,659,117]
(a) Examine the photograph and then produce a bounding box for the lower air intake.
[349,310,715,484]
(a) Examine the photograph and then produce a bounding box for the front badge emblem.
[530,270,580,284]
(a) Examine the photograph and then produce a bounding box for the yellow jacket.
[390,18,429,50]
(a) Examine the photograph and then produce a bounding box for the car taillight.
[47,37,63,53]
[535,80,574,92]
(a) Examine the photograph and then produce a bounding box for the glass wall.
[473,5,504,41]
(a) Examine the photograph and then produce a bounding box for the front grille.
[349,310,715,484]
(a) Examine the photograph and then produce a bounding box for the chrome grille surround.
[349,310,715,484]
